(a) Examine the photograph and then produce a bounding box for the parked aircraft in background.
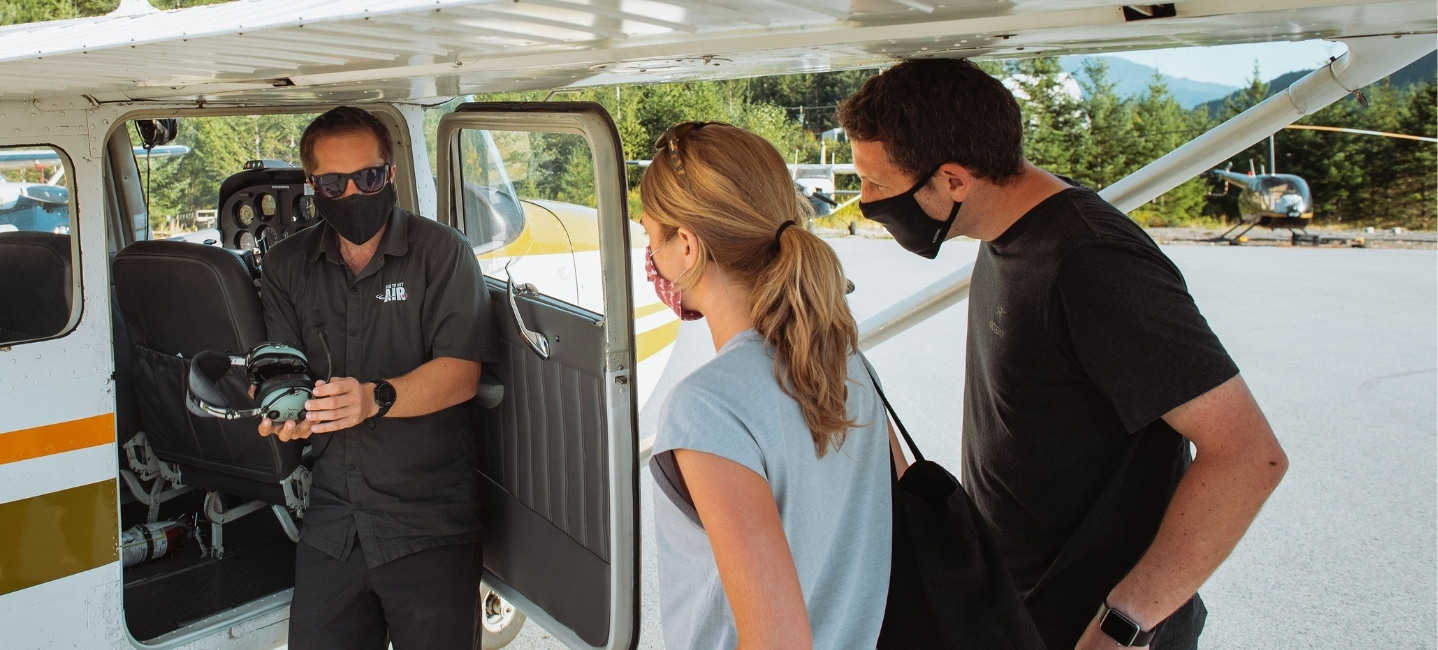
[1207,164,1315,242]
[0,145,190,233]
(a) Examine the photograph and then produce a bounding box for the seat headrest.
[0,231,73,340]
[113,240,265,357]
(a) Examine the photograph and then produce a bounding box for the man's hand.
[254,377,373,440]
[302,377,373,433]
[258,414,318,442]
[251,384,317,441]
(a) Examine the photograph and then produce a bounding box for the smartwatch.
[372,379,397,419]
[1097,602,1155,647]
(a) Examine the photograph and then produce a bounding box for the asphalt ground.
[507,235,1438,649]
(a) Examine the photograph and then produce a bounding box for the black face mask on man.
[315,182,395,246]
[858,167,960,259]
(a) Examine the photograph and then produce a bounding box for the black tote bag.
[866,364,1046,650]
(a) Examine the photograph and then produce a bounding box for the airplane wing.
[0,145,190,170]
[0,0,1430,105]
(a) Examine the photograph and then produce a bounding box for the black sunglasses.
[308,164,390,199]
[654,121,729,180]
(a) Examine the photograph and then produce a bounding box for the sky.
[1103,40,1349,88]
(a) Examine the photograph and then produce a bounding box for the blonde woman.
[643,122,891,649]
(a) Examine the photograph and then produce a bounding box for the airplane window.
[459,128,602,313]
[0,144,78,345]
[123,113,316,245]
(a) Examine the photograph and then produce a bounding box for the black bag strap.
[861,355,925,465]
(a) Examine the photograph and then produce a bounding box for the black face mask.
[315,182,395,246]
[859,168,960,259]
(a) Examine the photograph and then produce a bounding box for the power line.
[1285,124,1438,143]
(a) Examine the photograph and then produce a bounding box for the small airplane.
[1206,162,1315,243]
[0,1,1430,649]
[0,144,190,234]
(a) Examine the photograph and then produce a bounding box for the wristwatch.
[372,379,397,419]
[1097,602,1155,647]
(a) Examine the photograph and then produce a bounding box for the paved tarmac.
[505,236,1437,649]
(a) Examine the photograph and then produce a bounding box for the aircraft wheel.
[480,586,527,649]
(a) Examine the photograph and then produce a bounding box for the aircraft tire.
[479,586,527,649]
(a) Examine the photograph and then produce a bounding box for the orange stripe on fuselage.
[0,414,113,465]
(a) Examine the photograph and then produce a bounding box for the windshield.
[458,129,526,252]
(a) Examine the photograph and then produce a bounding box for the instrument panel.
[217,166,318,253]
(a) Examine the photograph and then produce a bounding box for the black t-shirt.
[961,187,1238,648]
[262,206,498,567]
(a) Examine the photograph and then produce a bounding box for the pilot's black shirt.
[962,186,1238,649]
[261,205,497,567]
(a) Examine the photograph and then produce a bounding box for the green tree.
[1075,59,1135,190]
[0,0,230,25]
[1392,81,1437,228]
[1130,77,1208,225]
[144,113,313,228]
[742,70,877,133]
[1006,57,1089,178]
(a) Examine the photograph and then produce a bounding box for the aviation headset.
[135,118,178,150]
[186,342,314,422]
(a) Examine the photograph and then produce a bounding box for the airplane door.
[436,103,638,650]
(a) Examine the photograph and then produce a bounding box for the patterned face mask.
[645,239,703,321]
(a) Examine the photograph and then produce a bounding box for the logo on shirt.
[989,306,1006,338]
[377,282,408,302]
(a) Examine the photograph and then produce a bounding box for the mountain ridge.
[1059,55,1238,108]
[1199,50,1436,115]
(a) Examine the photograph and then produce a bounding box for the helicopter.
[1206,159,1316,244]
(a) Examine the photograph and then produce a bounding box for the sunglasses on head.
[653,121,729,180]
[308,164,390,199]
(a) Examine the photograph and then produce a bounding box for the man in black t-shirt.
[839,60,1288,650]
[257,107,498,650]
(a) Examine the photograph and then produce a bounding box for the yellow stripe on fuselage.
[633,302,669,319]
[0,414,113,465]
[0,479,119,597]
[636,319,680,364]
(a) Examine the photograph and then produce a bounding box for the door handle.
[506,270,551,360]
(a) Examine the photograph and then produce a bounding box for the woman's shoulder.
[666,338,775,415]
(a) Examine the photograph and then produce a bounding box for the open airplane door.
[437,103,639,650]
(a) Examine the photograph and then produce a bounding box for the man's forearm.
[376,357,481,419]
[1099,375,1289,642]
[1105,446,1287,630]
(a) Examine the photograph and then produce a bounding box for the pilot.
[838,59,1288,650]
[256,106,498,649]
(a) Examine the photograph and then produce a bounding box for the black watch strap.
[1098,603,1156,647]
[372,379,396,419]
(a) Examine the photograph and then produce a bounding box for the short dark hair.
[838,59,1024,183]
[299,106,393,173]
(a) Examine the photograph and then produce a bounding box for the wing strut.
[1100,34,1436,212]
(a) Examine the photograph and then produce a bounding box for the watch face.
[1100,608,1141,645]
[374,381,397,407]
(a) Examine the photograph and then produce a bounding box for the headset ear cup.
[256,374,313,422]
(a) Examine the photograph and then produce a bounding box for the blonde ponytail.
[751,219,860,455]
[640,124,859,455]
